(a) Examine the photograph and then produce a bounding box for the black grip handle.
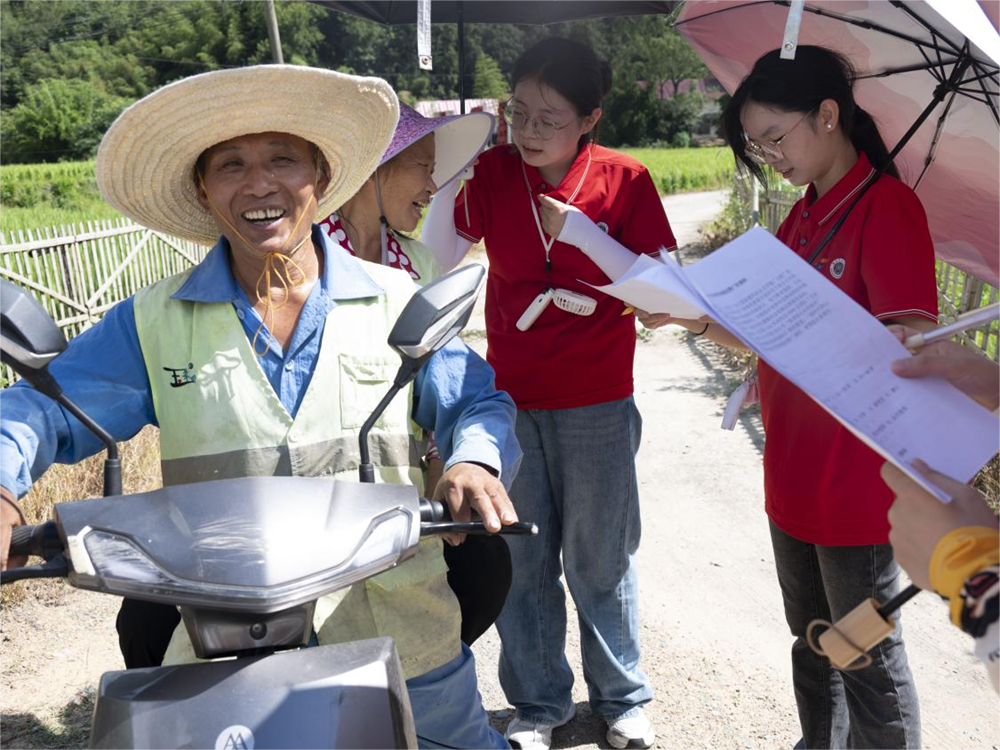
[419,499,538,536]
[9,521,62,560]
[419,498,450,523]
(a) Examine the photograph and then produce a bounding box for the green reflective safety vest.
[133,259,461,678]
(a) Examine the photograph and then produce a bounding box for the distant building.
[639,77,726,137]
[414,99,500,118]
[415,98,505,142]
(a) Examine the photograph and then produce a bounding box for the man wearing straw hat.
[0,64,519,748]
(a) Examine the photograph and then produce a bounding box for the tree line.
[0,0,710,164]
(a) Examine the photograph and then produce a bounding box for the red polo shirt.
[456,143,676,409]
[762,152,938,546]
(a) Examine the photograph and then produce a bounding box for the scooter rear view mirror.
[0,278,121,496]
[387,264,486,385]
[358,264,486,483]
[0,278,67,394]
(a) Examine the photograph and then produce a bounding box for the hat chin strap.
[373,169,391,266]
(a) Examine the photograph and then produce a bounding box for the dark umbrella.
[311,1,678,111]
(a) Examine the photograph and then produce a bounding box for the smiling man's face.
[196,132,330,257]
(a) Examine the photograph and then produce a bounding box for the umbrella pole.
[458,1,466,114]
[806,52,973,266]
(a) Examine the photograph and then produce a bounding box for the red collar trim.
[804,152,878,227]
[522,143,595,198]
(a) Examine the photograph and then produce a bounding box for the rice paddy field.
[0,148,736,235]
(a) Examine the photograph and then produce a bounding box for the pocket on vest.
[339,354,402,429]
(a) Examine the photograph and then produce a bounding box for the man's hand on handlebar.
[1,486,27,571]
[433,462,517,546]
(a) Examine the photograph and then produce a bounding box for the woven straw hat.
[96,65,399,246]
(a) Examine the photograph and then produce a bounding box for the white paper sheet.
[676,227,997,500]
[584,253,709,320]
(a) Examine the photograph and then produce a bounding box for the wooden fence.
[758,189,999,363]
[1,218,208,384]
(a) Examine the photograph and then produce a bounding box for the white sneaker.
[606,710,655,749]
[505,705,576,750]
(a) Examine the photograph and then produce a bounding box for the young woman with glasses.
[639,46,938,749]
[422,36,676,750]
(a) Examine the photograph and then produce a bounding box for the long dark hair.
[511,37,612,147]
[721,46,898,184]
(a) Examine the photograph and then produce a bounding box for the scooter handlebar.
[9,521,62,560]
[418,498,537,537]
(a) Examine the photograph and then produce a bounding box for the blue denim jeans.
[407,643,508,749]
[769,521,921,749]
[496,397,653,724]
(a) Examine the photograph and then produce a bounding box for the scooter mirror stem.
[358,376,406,484]
[53,390,121,496]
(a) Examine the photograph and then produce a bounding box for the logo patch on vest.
[830,258,847,279]
[597,221,610,234]
[164,363,197,388]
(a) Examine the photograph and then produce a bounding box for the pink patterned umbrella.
[676,0,1000,286]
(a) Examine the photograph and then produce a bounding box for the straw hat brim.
[96,65,399,246]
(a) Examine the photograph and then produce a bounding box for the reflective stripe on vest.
[134,259,460,678]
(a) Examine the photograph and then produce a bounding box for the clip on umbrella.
[780,0,805,59]
[418,0,432,70]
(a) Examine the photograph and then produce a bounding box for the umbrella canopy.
[314,1,677,25]
[676,0,1000,286]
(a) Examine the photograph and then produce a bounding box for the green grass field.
[0,148,736,235]
[622,146,735,194]
[1,160,120,235]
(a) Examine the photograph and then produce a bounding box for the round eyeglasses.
[743,112,811,165]
[503,101,575,141]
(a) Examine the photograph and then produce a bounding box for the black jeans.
[115,534,512,668]
[769,520,921,749]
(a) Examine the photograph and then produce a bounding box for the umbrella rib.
[971,71,1000,124]
[915,44,946,85]
[799,3,965,59]
[853,61,947,81]
[913,90,957,191]
[890,0,966,58]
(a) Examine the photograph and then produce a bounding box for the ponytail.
[850,107,899,179]
[722,46,899,184]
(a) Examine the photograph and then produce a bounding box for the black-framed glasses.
[743,112,812,164]
[503,101,576,141]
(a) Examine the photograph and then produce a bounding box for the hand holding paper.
[601,227,997,502]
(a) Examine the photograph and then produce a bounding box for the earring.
[826,123,833,130]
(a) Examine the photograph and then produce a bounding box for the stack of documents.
[589,227,998,500]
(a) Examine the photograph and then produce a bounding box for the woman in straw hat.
[0,64,519,749]
[323,102,512,648]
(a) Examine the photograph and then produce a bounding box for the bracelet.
[690,322,710,336]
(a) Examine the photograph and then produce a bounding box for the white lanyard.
[521,149,592,272]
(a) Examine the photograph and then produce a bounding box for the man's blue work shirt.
[0,226,520,497]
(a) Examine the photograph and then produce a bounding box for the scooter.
[0,265,535,749]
